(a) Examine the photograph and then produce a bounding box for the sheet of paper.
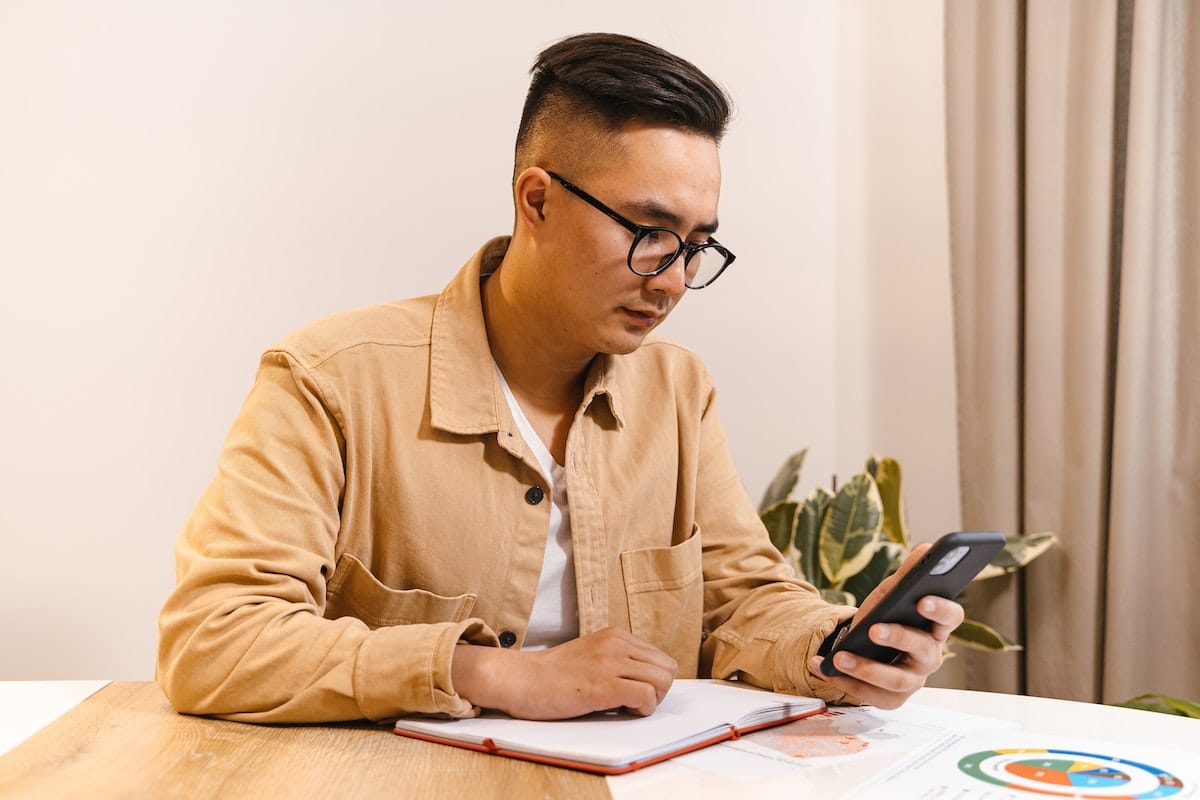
[855,730,1199,799]
[609,701,1018,798]
[728,698,1015,767]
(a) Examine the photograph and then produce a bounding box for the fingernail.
[838,654,857,670]
[875,624,891,642]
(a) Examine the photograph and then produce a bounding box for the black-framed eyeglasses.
[547,171,736,290]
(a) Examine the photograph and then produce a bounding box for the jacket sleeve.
[691,383,860,705]
[156,350,498,723]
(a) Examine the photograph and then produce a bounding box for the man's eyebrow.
[626,200,720,235]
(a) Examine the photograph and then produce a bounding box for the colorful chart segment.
[958,748,1184,798]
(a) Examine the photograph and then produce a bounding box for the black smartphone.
[819,530,1005,678]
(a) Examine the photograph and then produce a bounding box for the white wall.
[836,3,961,539]
[0,1,957,680]
[835,0,963,686]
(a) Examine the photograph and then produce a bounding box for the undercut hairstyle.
[514,33,733,179]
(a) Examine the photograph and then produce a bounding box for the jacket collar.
[429,237,624,436]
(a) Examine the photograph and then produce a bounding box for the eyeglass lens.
[630,230,729,288]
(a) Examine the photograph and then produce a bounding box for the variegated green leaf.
[975,532,1059,580]
[1162,696,1200,718]
[1114,694,1200,718]
[950,619,1022,652]
[760,501,798,555]
[843,541,906,603]
[872,457,910,547]
[820,588,857,607]
[758,449,807,513]
[818,474,882,585]
[1115,695,1175,715]
[794,487,832,587]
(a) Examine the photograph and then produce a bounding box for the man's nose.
[643,255,688,298]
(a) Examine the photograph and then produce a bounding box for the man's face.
[534,124,722,359]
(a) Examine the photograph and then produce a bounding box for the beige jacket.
[157,237,854,723]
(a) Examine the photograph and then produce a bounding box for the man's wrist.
[451,642,517,713]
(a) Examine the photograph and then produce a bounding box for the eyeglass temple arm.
[548,172,640,235]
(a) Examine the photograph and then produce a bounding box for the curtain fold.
[943,0,1025,695]
[1020,0,1120,704]
[945,0,1199,702]
[1103,0,1200,703]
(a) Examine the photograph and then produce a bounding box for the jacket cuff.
[818,616,854,657]
[354,618,498,721]
[779,606,861,705]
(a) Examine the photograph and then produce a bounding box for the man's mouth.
[622,307,663,327]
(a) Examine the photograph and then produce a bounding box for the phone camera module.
[929,545,969,575]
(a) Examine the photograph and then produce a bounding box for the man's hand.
[451,626,678,720]
[808,542,966,709]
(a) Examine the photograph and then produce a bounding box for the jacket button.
[524,486,544,505]
[499,630,517,648]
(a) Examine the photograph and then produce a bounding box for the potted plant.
[758,449,1057,654]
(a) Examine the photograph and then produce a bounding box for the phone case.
[819,531,1005,678]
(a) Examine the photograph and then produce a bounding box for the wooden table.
[0,682,610,799]
[5,681,1198,798]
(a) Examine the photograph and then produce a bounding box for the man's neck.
[481,255,590,416]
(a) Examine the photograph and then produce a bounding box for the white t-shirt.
[494,367,580,650]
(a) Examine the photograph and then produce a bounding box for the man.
[157,32,962,724]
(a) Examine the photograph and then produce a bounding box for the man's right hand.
[450,626,678,720]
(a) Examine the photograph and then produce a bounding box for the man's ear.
[513,168,551,231]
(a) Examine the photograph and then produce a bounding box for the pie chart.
[958,748,1185,798]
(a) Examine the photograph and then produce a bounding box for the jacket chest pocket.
[619,525,703,677]
[325,553,477,629]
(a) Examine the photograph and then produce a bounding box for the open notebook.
[393,679,824,775]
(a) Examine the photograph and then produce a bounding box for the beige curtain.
[945,0,1199,703]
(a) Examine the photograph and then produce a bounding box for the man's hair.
[514,33,732,178]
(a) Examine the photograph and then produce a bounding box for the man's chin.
[601,330,653,356]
